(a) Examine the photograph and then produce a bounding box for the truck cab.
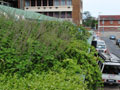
[92,40,107,53]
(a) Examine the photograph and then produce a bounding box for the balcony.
[24,6,72,12]
[0,1,10,6]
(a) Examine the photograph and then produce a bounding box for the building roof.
[0,5,63,22]
[100,15,120,21]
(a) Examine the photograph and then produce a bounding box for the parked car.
[116,39,120,45]
[109,35,116,40]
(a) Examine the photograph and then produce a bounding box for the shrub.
[0,15,102,90]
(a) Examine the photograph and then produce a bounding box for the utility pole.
[103,18,104,33]
[98,12,101,33]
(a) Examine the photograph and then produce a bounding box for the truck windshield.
[103,65,120,75]
[97,45,106,49]
[98,42,105,45]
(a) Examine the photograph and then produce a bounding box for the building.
[0,0,83,25]
[0,0,18,7]
[98,15,120,31]
[17,0,83,25]
[0,0,10,6]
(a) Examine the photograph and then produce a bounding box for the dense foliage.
[0,14,102,90]
[83,11,97,29]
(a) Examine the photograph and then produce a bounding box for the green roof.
[0,5,63,22]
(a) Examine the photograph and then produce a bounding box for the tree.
[83,11,97,29]
[83,11,92,20]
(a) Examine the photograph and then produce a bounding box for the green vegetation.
[0,14,102,90]
[83,11,97,29]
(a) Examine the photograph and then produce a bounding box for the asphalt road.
[103,84,120,90]
[100,32,120,90]
[101,37,120,58]
[98,84,120,90]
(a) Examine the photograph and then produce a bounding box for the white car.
[101,62,120,85]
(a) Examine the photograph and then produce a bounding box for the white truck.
[92,40,107,53]
[98,53,120,85]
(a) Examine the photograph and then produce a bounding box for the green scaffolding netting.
[0,5,63,22]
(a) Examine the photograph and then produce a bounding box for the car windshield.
[111,35,115,37]
[103,65,120,75]
[97,45,106,49]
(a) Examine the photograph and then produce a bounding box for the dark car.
[109,35,116,40]
[116,39,120,45]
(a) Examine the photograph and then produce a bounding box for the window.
[37,0,41,6]
[61,0,65,6]
[54,0,59,6]
[54,12,59,18]
[67,0,72,5]
[25,0,30,6]
[43,0,47,6]
[103,65,120,75]
[61,12,65,18]
[3,3,7,6]
[118,21,120,24]
[43,12,48,16]
[110,20,113,24]
[31,0,35,6]
[49,0,53,6]
[49,12,53,17]
[67,12,72,18]
[98,61,103,70]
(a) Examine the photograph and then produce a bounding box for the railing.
[0,1,9,6]
[24,6,72,12]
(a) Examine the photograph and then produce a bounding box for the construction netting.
[0,5,63,22]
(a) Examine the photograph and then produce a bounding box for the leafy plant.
[0,14,102,90]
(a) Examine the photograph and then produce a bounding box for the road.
[100,32,120,90]
[101,37,120,58]
[103,84,120,90]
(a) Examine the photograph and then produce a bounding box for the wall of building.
[99,20,120,31]
[17,0,83,25]
[23,0,73,20]
[99,27,120,31]
[72,0,82,25]
[18,0,25,9]
[100,20,120,26]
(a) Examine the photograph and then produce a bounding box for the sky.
[83,0,120,18]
